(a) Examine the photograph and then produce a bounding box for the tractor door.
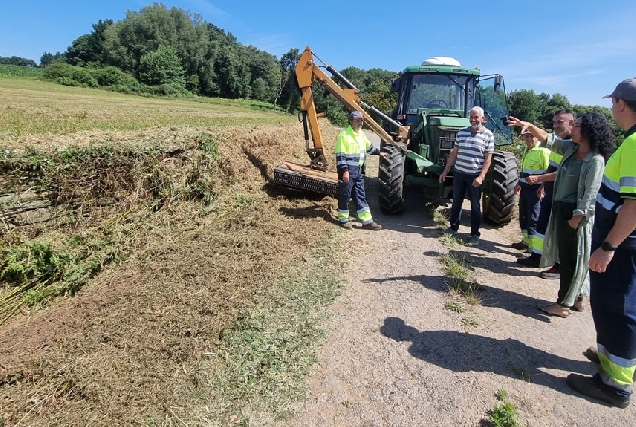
[477,75,513,146]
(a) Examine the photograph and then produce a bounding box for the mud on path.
[287,135,634,426]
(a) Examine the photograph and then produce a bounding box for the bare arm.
[474,152,492,187]
[439,147,459,182]
[526,171,557,185]
[508,117,549,142]
[589,199,636,272]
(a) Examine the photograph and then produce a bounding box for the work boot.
[443,227,457,235]
[511,240,528,250]
[566,373,630,409]
[539,265,560,279]
[340,221,352,230]
[362,222,382,231]
[583,346,601,364]
[468,234,480,247]
[516,256,540,267]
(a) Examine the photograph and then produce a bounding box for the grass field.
[0,78,295,143]
[0,77,347,425]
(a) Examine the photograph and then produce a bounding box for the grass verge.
[183,230,348,425]
[439,252,482,305]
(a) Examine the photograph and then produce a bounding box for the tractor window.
[477,75,513,144]
[406,74,473,113]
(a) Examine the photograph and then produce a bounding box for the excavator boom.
[274,46,423,197]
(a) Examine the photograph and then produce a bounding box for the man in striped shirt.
[440,106,494,246]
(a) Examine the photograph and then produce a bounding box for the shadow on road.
[380,317,594,394]
[364,273,554,322]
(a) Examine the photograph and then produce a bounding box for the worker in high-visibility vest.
[336,110,387,230]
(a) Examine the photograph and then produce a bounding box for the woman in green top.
[509,112,614,317]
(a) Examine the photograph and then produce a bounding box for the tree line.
[2,2,621,142]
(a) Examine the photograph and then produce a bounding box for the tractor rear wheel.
[482,151,517,225]
[378,143,406,215]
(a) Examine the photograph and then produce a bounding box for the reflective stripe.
[600,371,633,391]
[620,176,636,189]
[336,125,371,169]
[599,344,636,368]
[597,193,620,213]
[598,344,635,388]
[521,168,546,175]
[602,174,621,193]
[529,234,543,253]
[357,207,372,224]
[338,209,350,221]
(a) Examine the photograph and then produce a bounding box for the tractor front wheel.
[482,151,517,225]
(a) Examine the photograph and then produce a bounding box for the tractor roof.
[402,65,480,76]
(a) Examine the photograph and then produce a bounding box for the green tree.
[214,43,250,98]
[0,56,37,67]
[40,51,65,68]
[138,45,186,90]
[245,46,280,103]
[66,19,113,66]
[276,48,301,112]
[508,89,543,126]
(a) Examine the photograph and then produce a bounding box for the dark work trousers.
[590,247,636,399]
[553,201,578,305]
[449,170,483,236]
[536,182,554,235]
[518,183,541,249]
[338,175,371,224]
[537,183,560,269]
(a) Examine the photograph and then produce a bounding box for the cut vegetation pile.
[0,79,348,425]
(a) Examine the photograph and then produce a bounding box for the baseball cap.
[602,78,636,101]
[348,110,364,120]
[521,128,531,135]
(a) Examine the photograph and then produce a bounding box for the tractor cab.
[379,58,518,224]
[389,58,512,167]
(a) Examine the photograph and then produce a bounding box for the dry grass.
[0,79,347,425]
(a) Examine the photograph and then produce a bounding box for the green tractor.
[378,57,518,225]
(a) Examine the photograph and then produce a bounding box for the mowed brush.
[0,117,344,425]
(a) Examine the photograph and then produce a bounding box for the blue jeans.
[449,171,483,236]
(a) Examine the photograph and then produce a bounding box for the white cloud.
[185,0,230,19]
[244,34,292,57]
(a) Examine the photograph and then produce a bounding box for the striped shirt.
[453,126,495,174]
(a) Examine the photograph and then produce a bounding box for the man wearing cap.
[566,78,636,408]
[514,128,551,267]
[439,106,494,246]
[336,110,387,230]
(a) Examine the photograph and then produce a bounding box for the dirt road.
[287,135,634,426]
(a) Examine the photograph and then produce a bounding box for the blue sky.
[1,0,634,107]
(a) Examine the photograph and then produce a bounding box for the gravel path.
[287,133,635,426]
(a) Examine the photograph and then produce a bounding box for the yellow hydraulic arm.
[295,46,411,171]
[273,46,419,197]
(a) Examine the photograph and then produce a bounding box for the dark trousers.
[553,202,578,304]
[337,175,372,224]
[536,184,554,235]
[537,184,559,268]
[519,184,541,240]
[590,247,636,399]
[449,171,483,236]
